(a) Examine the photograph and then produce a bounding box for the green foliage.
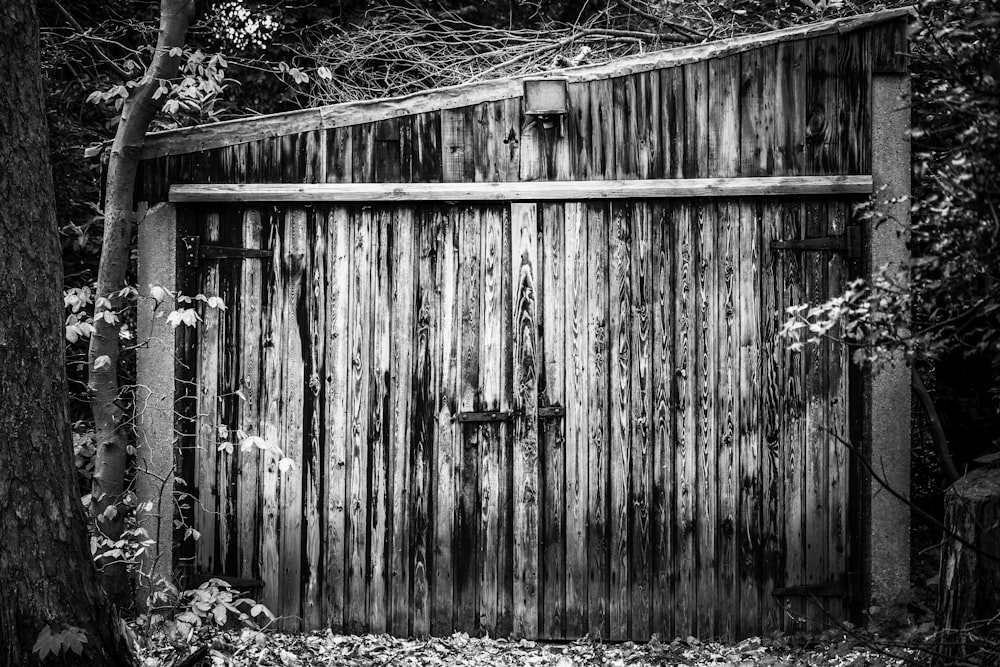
[139,579,275,644]
[784,0,1000,460]
[32,624,87,661]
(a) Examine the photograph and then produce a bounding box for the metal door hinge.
[182,236,273,270]
[538,405,566,419]
[456,410,513,423]
[771,226,862,259]
[772,574,849,598]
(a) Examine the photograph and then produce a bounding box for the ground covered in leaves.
[140,629,920,667]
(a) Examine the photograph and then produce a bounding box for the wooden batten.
[170,175,872,203]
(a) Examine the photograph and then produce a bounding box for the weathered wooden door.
[182,195,855,640]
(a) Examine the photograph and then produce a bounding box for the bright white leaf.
[94,355,111,370]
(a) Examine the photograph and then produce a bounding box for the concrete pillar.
[862,73,911,610]
[135,202,178,608]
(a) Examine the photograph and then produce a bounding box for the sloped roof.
[87,6,913,161]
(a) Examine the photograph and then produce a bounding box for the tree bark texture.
[938,466,1000,637]
[89,0,194,605]
[0,1,135,664]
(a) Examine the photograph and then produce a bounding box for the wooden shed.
[131,8,913,641]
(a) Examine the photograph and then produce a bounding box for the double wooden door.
[184,196,854,640]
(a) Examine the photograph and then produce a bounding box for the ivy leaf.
[94,355,111,370]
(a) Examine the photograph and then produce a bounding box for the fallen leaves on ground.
[139,628,918,667]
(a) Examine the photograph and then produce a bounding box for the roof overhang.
[84,6,914,162]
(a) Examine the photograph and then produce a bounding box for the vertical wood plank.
[781,201,806,629]
[279,208,307,631]
[643,71,663,178]
[237,207,263,582]
[497,204,515,638]
[346,207,372,633]
[776,41,807,175]
[586,202,610,639]
[650,203,674,639]
[352,123,375,183]
[326,127,353,183]
[683,62,709,178]
[592,79,615,180]
[716,199,739,640]
[325,205,351,632]
[411,112,442,183]
[661,67,685,179]
[564,202,588,637]
[741,46,779,177]
[389,207,416,635]
[432,206,459,635]
[708,55,741,177]
[613,76,638,179]
[411,207,437,638]
[567,83,593,179]
[374,119,401,182]
[738,200,763,637]
[196,213,221,576]
[368,207,391,633]
[303,206,326,629]
[695,201,717,638]
[759,201,784,633]
[826,200,850,622]
[805,36,841,175]
[510,202,540,638]
[609,202,631,641]
[838,33,870,174]
[803,201,828,628]
[442,108,474,183]
[673,202,696,637]
[539,203,566,639]
[479,205,504,633]
[455,206,482,635]
[629,201,653,641]
[259,208,284,620]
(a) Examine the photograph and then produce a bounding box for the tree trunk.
[0,1,136,664]
[938,466,1000,653]
[89,0,194,606]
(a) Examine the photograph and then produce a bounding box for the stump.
[938,466,1000,636]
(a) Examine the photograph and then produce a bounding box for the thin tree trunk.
[88,0,194,606]
[0,1,135,664]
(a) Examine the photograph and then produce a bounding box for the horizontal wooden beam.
[169,175,873,203]
[84,8,914,161]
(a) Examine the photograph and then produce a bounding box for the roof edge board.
[86,6,914,162]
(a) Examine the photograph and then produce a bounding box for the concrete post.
[135,202,177,609]
[862,73,911,610]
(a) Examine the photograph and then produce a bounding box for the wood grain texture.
[170,176,874,203]
[325,206,351,632]
[389,207,416,635]
[741,46,779,177]
[123,8,912,161]
[237,207,263,582]
[759,201,784,632]
[673,202,696,637]
[455,206,481,635]
[432,205,459,635]
[411,206,437,638]
[695,200,717,638]
[303,206,326,629]
[650,202,674,639]
[539,203,566,639]
[511,202,540,638]
[802,200,828,628]
[586,202,610,639]
[780,201,806,630]
[368,208,391,633]
[629,201,653,641]
[564,202,589,637]
[608,202,632,641]
[195,213,221,577]
[683,62,709,178]
[805,36,841,175]
[278,208,307,631]
[716,200,739,639]
[346,207,372,633]
[479,205,505,632]
[708,55,741,177]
